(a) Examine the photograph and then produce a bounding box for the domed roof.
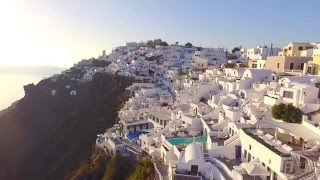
[184,142,204,163]
[190,118,203,131]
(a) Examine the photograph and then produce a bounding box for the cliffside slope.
[0,72,133,180]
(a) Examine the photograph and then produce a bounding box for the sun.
[0,1,71,67]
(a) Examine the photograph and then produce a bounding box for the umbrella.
[237,158,270,179]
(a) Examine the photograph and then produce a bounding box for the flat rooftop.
[256,118,320,141]
[243,128,300,157]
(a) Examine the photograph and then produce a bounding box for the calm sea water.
[0,74,44,110]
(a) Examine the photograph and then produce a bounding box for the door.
[191,165,199,176]
[289,63,294,70]
[235,145,241,159]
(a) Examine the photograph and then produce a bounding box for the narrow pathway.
[205,159,232,180]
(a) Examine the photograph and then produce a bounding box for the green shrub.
[271,103,302,123]
[232,47,241,53]
[185,42,193,47]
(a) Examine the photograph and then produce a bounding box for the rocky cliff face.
[0,72,133,180]
[23,83,36,98]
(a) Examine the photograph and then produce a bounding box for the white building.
[264,76,320,113]
[246,45,281,60]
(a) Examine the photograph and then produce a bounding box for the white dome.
[184,142,204,163]
[190,118,203,131]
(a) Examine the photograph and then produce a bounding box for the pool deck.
[168,130,204,139]
[167,136,207,146]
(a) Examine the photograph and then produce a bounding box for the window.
[277,63,280,68]
[269,159,271,164]
[298,46,303,50]
[283,91,294,99]
[285,162,291,173]
[244,149,247,158]
[249,145,252,150]
[289,47,292,50]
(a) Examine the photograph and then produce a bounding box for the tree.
[147,39,168,47]
[232,47,241,53]
[271,103,285,119]
[175,42,179,45]
[160,41,168,46]
[146,40,153,46]
[185,42,193,47]
[271,103,302,123]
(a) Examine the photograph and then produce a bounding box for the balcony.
[283,69,303,75]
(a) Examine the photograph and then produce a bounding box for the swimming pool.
[167,136,207,145]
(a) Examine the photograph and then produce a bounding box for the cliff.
[0,71,133,180]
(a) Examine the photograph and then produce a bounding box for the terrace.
[243,128,305,157]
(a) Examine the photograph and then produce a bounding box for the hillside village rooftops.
[243,69,272,79]
[159,90,171,96]
[174,104,191,112]
[256,118,320,141]
[290,82,314,88]
[149,111,171,121]
[280,75,320,84]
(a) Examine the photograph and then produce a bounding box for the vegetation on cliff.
[69,149,155,180]
[128,157,155,180]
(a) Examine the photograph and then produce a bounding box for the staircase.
[291,168,315,180]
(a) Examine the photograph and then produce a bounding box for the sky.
[0,0,319,67]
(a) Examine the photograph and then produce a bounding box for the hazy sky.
[0,0,319,67]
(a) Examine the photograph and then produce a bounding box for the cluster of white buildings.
[94,41,320,180]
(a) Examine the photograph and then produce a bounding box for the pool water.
[168,136,207,145]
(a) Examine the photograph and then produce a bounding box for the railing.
[223,134,239,146]
[290,168,315,180]
[208,156,233,179]
[284,69,303,73]
[95,139,112,156]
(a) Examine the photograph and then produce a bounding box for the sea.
[0,67,65,110]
